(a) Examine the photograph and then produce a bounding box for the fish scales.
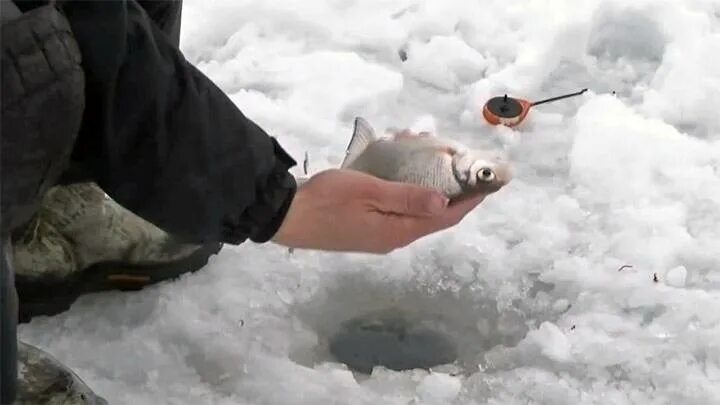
[341,117,511,198]
[295,117,512,199]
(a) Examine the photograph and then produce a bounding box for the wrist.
[269,184,306,247]
[248,171,297,244]
[245,138,299,244]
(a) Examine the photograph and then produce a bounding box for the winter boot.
[13,340,108,405]
[12,182,223,323]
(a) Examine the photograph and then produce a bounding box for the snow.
[415,372,463,404]
[17,0,720,403]
[665,266,689,288]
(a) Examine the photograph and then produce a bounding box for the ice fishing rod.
[482,88,588,128]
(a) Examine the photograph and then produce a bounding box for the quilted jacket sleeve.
[51,0,298,245]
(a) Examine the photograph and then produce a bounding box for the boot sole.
[15,242,223,323]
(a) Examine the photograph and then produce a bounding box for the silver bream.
[331,117,512,198]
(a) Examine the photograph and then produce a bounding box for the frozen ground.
[18,0,720,404]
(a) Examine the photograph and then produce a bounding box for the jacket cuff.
[222,138,298,244]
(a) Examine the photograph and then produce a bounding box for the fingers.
[368,179,449,217]
[442,192,489,225]
[381,191,489,250]
[419,191,488,228]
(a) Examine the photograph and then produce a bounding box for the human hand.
[271,169,498,254]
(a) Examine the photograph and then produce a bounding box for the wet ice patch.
[287,260,563,378]
[326,309,458,374]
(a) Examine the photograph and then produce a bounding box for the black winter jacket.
[13,0,299,246]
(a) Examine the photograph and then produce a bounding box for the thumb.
[368,180,449,217]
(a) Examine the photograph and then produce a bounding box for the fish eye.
[477,168,495,182]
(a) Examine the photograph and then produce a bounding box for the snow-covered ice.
[18,0,720,403]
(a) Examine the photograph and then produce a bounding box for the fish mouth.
[470,178,504,194]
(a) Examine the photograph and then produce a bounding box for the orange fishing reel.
[482,88,588,128]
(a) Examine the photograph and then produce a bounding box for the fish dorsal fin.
[341,117,378,168]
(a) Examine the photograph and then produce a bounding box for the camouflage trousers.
[14,342,107,405]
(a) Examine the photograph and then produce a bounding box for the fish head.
[451,151,512,194]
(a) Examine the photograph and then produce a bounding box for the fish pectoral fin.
[341,117,377,168]
[293,151,312,187]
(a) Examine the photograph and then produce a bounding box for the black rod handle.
[530,88,588,107]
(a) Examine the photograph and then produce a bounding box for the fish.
[287,117,512,255]
[333,117,512,198]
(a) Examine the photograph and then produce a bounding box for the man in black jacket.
[1,0,496,403]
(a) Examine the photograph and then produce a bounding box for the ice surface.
[665,265,689,288]
[415,372,462,404]
[17,0,720,404]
